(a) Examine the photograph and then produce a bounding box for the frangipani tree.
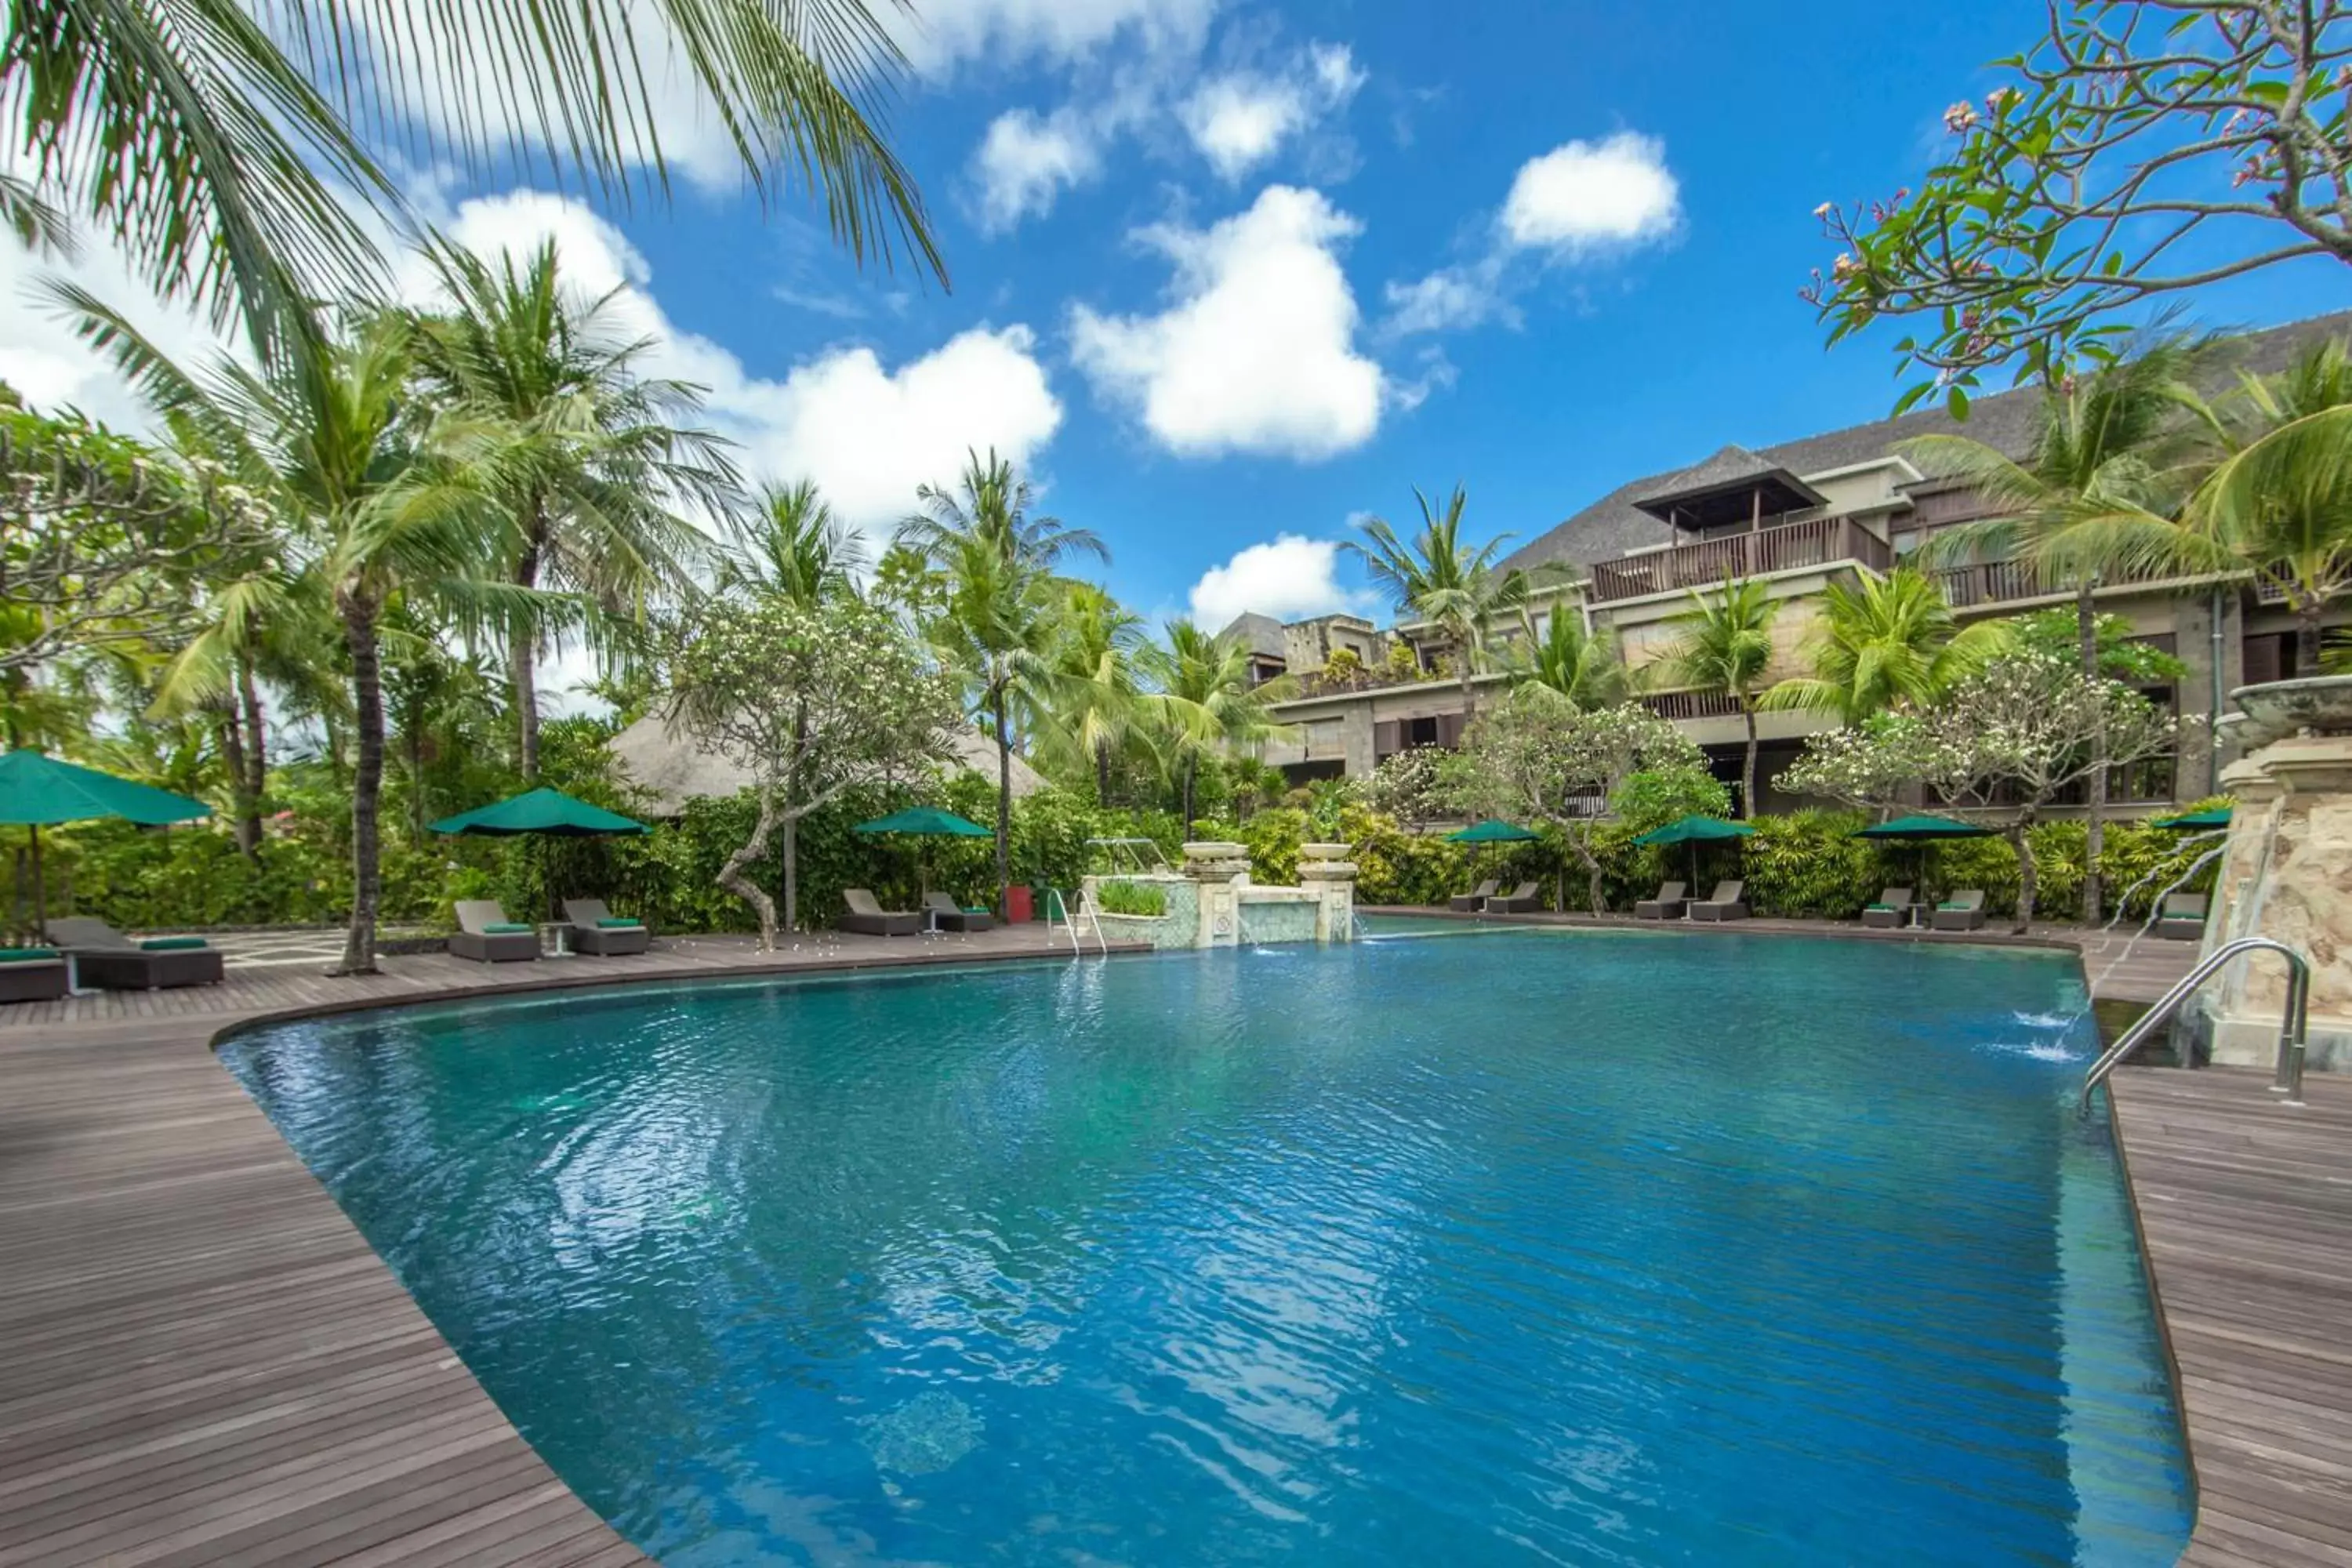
[1784,652,2183,929]
[1451,687,1708,914]
[664,594,960,945]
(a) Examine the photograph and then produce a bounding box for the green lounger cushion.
[964,906,989,915]
[0,947,58,962]
[596,918,643,929]
[1865,903,1894,911]
[485,922,532,934]
[140,936,209,951]
[1937,902,1969,910]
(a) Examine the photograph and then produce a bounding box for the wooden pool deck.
[0,917,2343,1564]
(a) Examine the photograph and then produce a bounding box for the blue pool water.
[220,930,2194,1565]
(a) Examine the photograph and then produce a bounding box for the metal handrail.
[1044,888,1080,956]
[2078,937,2310,1116]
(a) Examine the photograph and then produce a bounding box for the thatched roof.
[608,713,1048,816]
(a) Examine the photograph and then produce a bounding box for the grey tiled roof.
[1218,612,1288,657]
[1631,445,1824,516]
[1501,309,2352,575]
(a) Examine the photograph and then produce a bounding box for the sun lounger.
[841,888,920,937]
[1860,887,1915,929]
[44,917,224,989]
[1930,890,1987,931]
[922,891,994,932]
[0,946,68,1002]
[1634,880,1688,920]
[1484,881,1542,914]
[564,898,651,956]
[1688,881,1749,921]
[449,900,540,963]
[1449,879,1499,913]
[2154,891,2209,942]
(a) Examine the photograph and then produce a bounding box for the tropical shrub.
[1240,808,1308,885]
[1095,879,1168,916]
[1739,811,1883,918]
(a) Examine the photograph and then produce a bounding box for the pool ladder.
[1045,888,1105,956]
[2078,937,2311,1117]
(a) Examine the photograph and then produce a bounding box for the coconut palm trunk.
[993,689,1014,910]
[335,590,386,975]
[218,699,258,858]
[237,656,267,851]
[1740,699,1760,821]
[511,514,546,780]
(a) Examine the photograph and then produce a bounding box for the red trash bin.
[1004,884,1034,924]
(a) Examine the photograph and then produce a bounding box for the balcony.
[1588,515,1891,604]
[1929,555,2212,610]
[1640,689,1746,722]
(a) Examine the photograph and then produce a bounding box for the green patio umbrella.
[855,807,991,906]
[1851,812,1993,905]
[1632,814,1755,888]
[2153,806,2232,830]
[0,750,212,937]
[1445,818,1541,844]
[430,787,649,837]
[433,788,650,922]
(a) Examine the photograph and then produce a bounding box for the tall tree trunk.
[782,700,808,933]
[408,702,428,847]
[1095,739,1112,804]
[2010,816,2039,935]
[219,700,259,858]
[1182,753,1198,833]
[2296,600,2325,674]
[236,655,267,852]
[719,782,782,949]
[1739,700,1759,821]
[335,591,386,976]
[511,523,544,780]
[993,691,1013,913]
[2077,583,2107,927]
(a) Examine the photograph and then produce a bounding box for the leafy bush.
[1609,766,1732,836]
[1240,808,1308,884]
[1740,811,1884,917]
[1095,879,1168,916]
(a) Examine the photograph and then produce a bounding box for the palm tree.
[1662,579,1780,818]
[70,298,557,973]
[5,0,942,362]
[1345,486,1532,724]
[2176,403,2352,670]
[1040,583,1145,803]
[409,239,732,779]
[1501,607,1627,710]
[1140,621,1294,828]
[1907,337,2213,920]
[1762,567,2011,724]
[721,480,864,606]
[898,450,1105,907]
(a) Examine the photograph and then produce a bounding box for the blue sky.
[5,0,2343,640]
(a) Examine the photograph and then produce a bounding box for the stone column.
[2193,680,2352,1069]
[1181,841,1249,948]
[1298,842,1359,942]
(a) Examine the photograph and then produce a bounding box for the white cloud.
[1381,129,1679,339]
[1189,535,1372,627]
[1381,265,1514,336]
[1181,42,1365,182]
[1070,185,1383,461]
[894,0,1218,75]
[971,107,1106,233]
[1500,131,1681,255]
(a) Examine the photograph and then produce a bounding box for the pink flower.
[1813,201,1835,220]
[1945,100,1980,133]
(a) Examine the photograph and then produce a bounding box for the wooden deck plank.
[2112,1065,2352,1567]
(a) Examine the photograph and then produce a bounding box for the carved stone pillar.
[1298,842,1359,942]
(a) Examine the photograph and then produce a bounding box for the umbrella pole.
[29,824,44,942]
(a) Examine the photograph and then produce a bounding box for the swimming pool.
[220,929,2193,1565]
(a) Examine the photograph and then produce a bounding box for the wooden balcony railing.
[1929,554,2215,610]
[1640,689,1747,722]
[1588,515,1890,604]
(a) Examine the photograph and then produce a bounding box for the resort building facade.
[1242,310,2352,815]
